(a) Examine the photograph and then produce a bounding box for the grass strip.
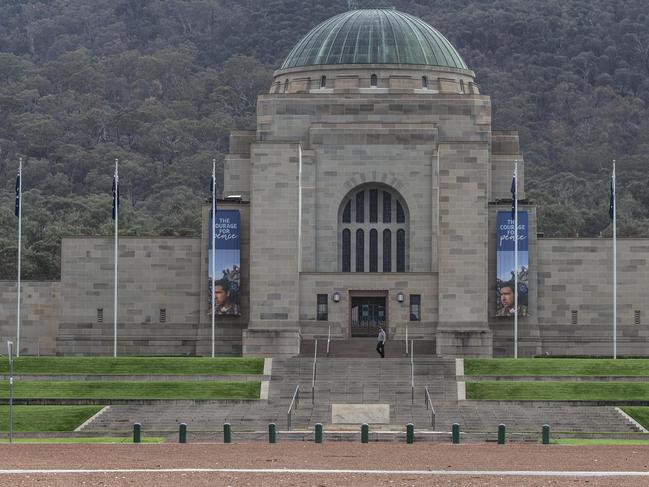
[621,407,649,430]
[0,406,101,432]
[0,381,260,400]
[552,438,649,445]
[465,358,649,376]
[0,357,264,376]
[0,437,164,444]
[467,381,649,400]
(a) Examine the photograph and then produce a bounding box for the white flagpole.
[114,158,119,358]
[613,160,617,359]
[514,160,518,359]
[211,159,216,358]
[16,158,22,358]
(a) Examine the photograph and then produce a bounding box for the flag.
[609,171,615,220]
[510,170,516,219]
[14,170,20,217]
[111,174,119,220]
[210,175,214,195]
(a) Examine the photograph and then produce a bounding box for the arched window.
[356,191,364,223]
[339,185,409,273]
[342,200,351,223]
[371,74,378,87]
[459,79,465,93]
[320,75,327,88]
[422,76,428,88]
[356,229,364,272]
[383,229,391,272]
[397,200,405,223]
[284,79,289,92]
[397,229,406,272]
[383,191,391,223]
[369,229,378,272]
[342,229,351,272]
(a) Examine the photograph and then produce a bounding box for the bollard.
[133,423,141,444]
[406,423,414,444]
[361,423,369,444]
[542,424,550,445]
[224,423,232,444]
[498,423,506,444]
[179,423,187,443]
[452,423,460,444]
[315,423,323,444]
[268,423,277,443]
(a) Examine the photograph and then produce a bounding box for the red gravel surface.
[1,442,649,486]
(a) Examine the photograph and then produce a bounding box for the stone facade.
[2,10,648,357]
[0,281,60,355]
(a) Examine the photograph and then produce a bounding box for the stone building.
[2,9,649,357]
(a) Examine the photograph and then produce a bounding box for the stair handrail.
[326,324,331,356]
[424,385,436,430]
[312,338,318,405]
[287,384,299,431]
[405,323,409,355]
[410,339,414,405]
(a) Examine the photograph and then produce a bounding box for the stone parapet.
[242,329,301,357]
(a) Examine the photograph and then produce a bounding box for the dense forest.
[1,0,648,279]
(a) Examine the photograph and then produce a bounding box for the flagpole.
[514,160,519,359]
[114,158,119,358]
[612,160,617,359]
[16,158,22,358]
[211,159,216,358]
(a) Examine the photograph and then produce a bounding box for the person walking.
[376,327,386,358]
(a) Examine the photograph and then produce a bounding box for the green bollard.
[315,423,323,444]
[452,423,460,444]
[268,423,277,443]
[542,424,550,445]
[498,423,506,444]
[133,423,141,444]
[179,423,187,444]
[224,423,232,444]
[361,423,369,444]
[406,423,414,444]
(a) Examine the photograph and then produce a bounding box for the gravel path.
[1,442,649,486]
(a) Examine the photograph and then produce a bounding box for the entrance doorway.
[351,296,386,337]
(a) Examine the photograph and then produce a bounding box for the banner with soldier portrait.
[496,211,529,317]
[208,210,241,316]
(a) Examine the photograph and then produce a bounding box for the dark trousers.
[376,341,385,358]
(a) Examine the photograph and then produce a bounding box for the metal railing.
[410,339,414,404]
[405,323,409,355]
[312,338,318,404]
[287,384,299,431]
[326,324,331,356]
[424,386,436,430]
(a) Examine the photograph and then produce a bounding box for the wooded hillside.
[1,0,648,279]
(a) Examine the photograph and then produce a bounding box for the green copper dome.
[281,9,467,70]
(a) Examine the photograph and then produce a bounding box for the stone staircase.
[300,338,436,358]
[83,355,644,436]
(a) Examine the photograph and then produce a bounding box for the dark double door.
[351,297,386,337]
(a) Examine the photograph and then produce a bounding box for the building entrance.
[351,297,386,337]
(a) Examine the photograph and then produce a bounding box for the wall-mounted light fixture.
[397,292,405,303]
[332,292,341,303]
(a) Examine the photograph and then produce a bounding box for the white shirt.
[378,329,386,344]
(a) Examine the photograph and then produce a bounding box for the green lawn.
[552,438,649,446]
[0,381,260,400]
[467,381,649,400]
[621,407,649,429]
[0,406,102,432]
[0,437,164,444]
[0,357,264,376]
[465,359,649,376]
